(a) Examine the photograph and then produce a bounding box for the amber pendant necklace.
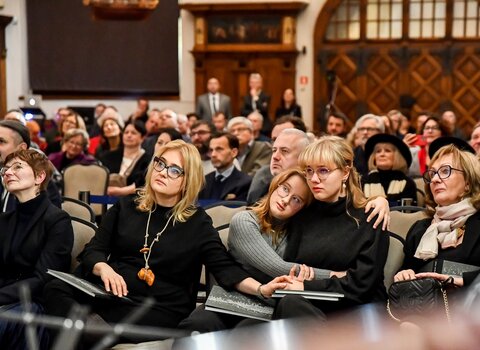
[138,207,174,286]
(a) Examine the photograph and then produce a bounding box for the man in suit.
[196,77,232,121]
[227,116,271,177]
[199,132,251,201]
[241,73,272,135]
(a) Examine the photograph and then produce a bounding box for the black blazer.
[0,193,73,304]
[99,147,151,187]
[241,91,272,133]
[199,167,252,201]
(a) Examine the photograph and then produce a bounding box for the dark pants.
[0,302,49,350]
[272,295,327,322]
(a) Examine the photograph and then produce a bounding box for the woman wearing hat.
[363,133,417,206]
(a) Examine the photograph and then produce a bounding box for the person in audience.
[227,116,271,177]
[190,120,215,175]
[270,115,307,142]
[241,73,272,135]
[176,114,191,143]
[405,115,450,177]
[0,121,61,212]
[272,136,389,320]
[387,109,403,137]
[48,129,97,172]
[0,149,73,349]
[381,115,394,135]
[363,133,417,206]
[247,111,270,142]
[4,109,27,125]
[89,107,125,158]
[353,114,385,179]
[199,132,251,202]
[470,122,480,156]
[158,108,178,130]
[45,109,85,155]
[88,103,107,137]
[212,112,228,132]
[141,109,163,157]
[127,98,149,124]
[247,128,310,205]
[26,120,47,151]
[441,110,467,141]
[43,140,289,340]
[394,144,480,294]
[275,88,302,120]
[153,127,183,156]
[326,112,348,137]
[196,77,232,121]
[99,121,150,197]
[186,113,200,129]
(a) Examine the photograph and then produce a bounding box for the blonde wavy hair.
[367,142,409,174]
[252,167,313,246]
[298,136,367,221]
[136,140,204,222]
[424,144,480,217]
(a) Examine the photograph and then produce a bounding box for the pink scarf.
[414,198,476,260]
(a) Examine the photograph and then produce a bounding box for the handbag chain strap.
[386,286,451,323]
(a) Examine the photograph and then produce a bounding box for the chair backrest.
[204,201,247,229]
[390,208,428,239]
[416,188,426,207]
[384,233,405,289]
[414,177,426,194]
[70,217,97,271]
[62,196,95,223]
[63,164,109,217]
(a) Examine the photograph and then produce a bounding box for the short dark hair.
[157,127,182,141]
[191,120,215,133]
[213,112,227,120]
[125,120,147,136]
[211,132,239,150]
[328,112,348,124]
[421,115,451,136]
[274,115,307,132]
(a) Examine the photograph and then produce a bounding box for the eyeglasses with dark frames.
[152,157,184,179]
[422,164,464,184]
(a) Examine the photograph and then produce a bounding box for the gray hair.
[227,116,253,131]
[63,128,90,147]
[355,114,385,133]
[277,128,310,150]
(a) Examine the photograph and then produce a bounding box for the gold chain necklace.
[137,208,174,286]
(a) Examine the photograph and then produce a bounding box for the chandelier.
[83,0,159,20]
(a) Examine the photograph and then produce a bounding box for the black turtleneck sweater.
[285,197,388,309]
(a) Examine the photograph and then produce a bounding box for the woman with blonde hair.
[44,140,289,339]
[274,136,389,319]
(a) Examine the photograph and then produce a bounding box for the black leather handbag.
[387,277,451,322]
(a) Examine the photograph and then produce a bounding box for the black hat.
[365,133,412,168]
[428,136,475,159]
[0,120,31,148]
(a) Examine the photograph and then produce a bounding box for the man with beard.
[190,120,216,175]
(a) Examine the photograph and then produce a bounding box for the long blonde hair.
[136,140,204,222]
[298,136,367,218]
[252,168,313,245]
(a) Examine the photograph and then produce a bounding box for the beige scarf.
[414,198,476,260]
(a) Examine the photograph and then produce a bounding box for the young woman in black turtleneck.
[0,149,73,349]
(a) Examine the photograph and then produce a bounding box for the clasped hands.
[394,269,463,287]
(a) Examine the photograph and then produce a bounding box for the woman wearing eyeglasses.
[44,140,289,341]
[272,136,389,320]
[0,150,73,349]
[394,144,480,290]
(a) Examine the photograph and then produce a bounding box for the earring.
[342,181,346,190]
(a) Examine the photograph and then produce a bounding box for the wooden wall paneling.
[0,15,12,117]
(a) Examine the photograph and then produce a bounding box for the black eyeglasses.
[153,157,184,179]
[422,164,464,184]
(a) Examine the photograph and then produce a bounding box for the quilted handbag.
[387,277,451,322]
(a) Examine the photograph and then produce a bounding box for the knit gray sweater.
[228,210,331,283]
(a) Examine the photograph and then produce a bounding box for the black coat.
[99,147,151,188]
[199,167,252,201]
[0,192,73,304]
[241,91,272,133]
[402,211,480,286]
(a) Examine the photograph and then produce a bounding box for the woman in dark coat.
[0,150,73,349]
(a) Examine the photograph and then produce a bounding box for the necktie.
[215,174,224,183]
[212,95,217,113]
